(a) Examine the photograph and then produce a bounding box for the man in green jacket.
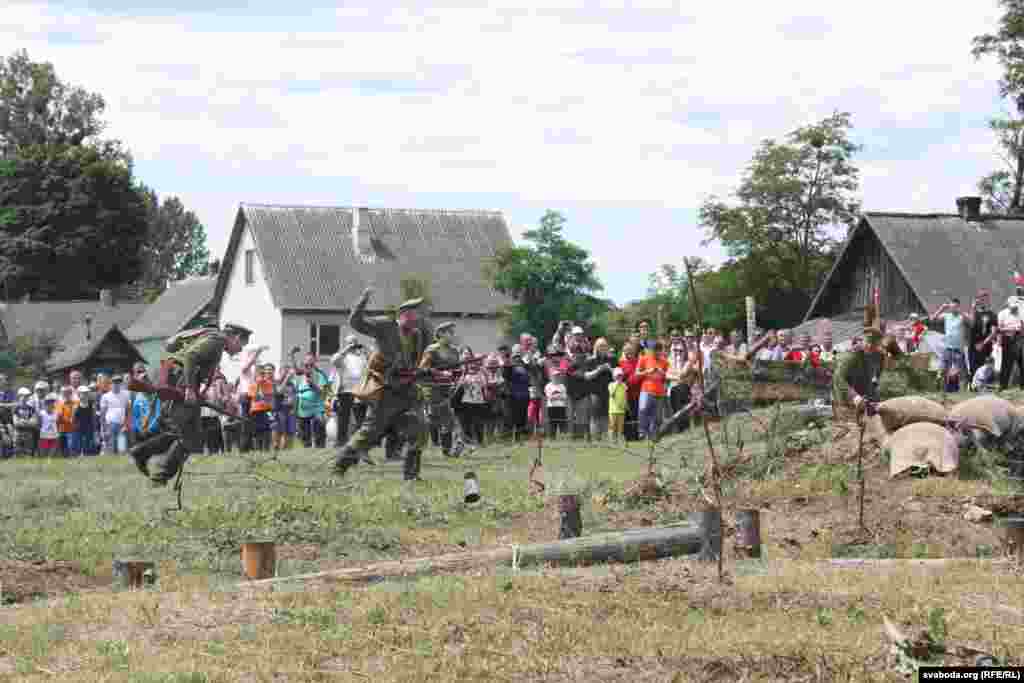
[833,324,886,415]
[131,322,252,486]
[419,321,461,456]
[333,289,432,481]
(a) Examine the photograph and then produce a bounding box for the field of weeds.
[0,390,1021,681]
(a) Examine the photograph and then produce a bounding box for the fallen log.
[240,522,708,587]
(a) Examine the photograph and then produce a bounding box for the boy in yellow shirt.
[608,368,628,442]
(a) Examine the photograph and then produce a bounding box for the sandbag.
[948,395,1019,441]
[884,422,959,478]
[874,397,948,434]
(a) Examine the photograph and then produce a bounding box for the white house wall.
[218,225,283,383]
[280,312,512,367]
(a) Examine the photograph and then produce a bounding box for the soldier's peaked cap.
[223,322,253,336]
[398,298,424,312]
[436,321,456,333]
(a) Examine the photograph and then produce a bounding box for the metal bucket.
[464,472,481,504]
[735,509,762,559]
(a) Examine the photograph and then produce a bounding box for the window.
[309,323,341,357]
[244,250,255,285]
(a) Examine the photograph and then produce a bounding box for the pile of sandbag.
[865,396,948,443]
[948,395,1022,452]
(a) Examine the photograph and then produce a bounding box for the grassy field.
[0,394,1022,681]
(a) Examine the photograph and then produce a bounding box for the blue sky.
[2,0,1010,305]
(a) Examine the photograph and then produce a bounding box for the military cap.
[398,298,424,312]
[436,321,456,334]
[223,322,253,337]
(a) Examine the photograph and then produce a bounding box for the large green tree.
[0,49,107,156]
[0,143,147,299]
[972,1,1024,213]
[698,111,861,325]
[137,186,212,297]
[484,210,607,342]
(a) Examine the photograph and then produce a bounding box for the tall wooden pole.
[683,258,725,583]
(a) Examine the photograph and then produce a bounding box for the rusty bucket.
[735,509,762,559]
[241,541,277,580]
[112,559,155,589]
[1001,517,1024,561]
[558,494,582,540]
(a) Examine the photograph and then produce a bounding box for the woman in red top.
[617,342,643,442]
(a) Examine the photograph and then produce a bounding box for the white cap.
[44,392,58,401]
[34,380,48,390]
[571,326,584,335]
[17,387,30,396]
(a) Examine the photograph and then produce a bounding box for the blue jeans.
[79,430,97,456]
[61,433,77,457]
[105,422,127,454]
[638,392,664,439]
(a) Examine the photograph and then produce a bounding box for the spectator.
[127,362,156,448]
[931,297,972,391]
[482,353,506,441]
[666,331,691,433]
[331,336,369,444]
[618,342,643,441]
[751,330,780,361]
[636,340,669,440]
[38,394,60,457]
[503,348,531,440]
[237,343,267,453]
[608,367,628,442]
[201,373,227,454]
[28,380,48,415]
[96,373,112,396]
[13,387,38,457]
[544,367,568,439]
[908,314,926,352]
[221,386,243,454]
[820,333,836,364]
[0,374,13,458]
[248,363,275,451]
[700,329,716,356]
[969,292,998,377]
[586,338,615,440]
[270,365,294,452]
[520,334,546,433]
[726,330,748,356]
[457,352,490,446]
[972,355,997,392]
[67,370,84,401]
[550,320,574,354]
[74,387,98,456]
[293,353,329,449]
[131,380,161,452]
[561,328,592,441]
[636,320,654,351]
[99,375,130,454]
[997,295,1024,390]
[56,385,77,457]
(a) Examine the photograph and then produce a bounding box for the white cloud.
[1,0,1018,302]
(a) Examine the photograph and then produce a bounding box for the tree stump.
[689,508,722,562]
[241,541,277,580]
[1001,517,1024,561]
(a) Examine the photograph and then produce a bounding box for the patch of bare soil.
[0,559,108,604]
[511,654,835,683]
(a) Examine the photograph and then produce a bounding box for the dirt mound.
[0,560,108,604]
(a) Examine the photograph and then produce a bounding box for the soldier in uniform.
[832,314,887,418]
[418,321,461,457]
[334,289,432,481]
[131,322,252,486]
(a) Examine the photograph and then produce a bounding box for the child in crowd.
[544,368,568,439]
[13,387,39,457]
[272,365,295,451]
[56,385,77,457]
[608,367,627,442]
[972,356,997,393]
[74,387,98,456]
[38,394,60,457]
[944,366,961,393]
[248,363,275,451]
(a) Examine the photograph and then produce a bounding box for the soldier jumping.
[130,322,252,486]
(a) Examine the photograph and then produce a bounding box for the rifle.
[127,378,257,424]
[393,354,489,383]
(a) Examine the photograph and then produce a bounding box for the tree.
[972,2,1024,213]
[0,143,148,299]
[698,112,861,323]
[484,210,605,343]
[137,186,212,296]
[0,49,107,156]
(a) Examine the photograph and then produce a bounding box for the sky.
[0,0,1011,306]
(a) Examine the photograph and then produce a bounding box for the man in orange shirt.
[56,385,78,457]
[635,341,669,440]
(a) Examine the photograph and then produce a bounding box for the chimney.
[956,196,982,222]
[351,207,373,257]
[99,289,114,307]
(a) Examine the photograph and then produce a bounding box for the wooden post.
[735,509,762,559]
[241,541,277,580]
[745,296,756,346]
[1002,517,1024,560]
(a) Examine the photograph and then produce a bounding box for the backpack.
[165,326,220,354]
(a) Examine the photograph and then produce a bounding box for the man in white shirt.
[99,375,131,454]
[997,295,1024,390]
[331,335,369,444]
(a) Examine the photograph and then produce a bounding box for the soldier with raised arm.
[333,288,432,481]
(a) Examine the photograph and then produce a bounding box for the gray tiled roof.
[125,276,217,341]
[217,204,519,314]
[45,324,144,373]
[44,303,149,372]
[790,314,869,350]
[864,213,1024,311]
[1,301,135,342]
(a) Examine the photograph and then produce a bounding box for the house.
[211,204,519,380]
[792,196,1024,349]
[124,276,218,370]
[0,286,148,347]
[45,319,147,385]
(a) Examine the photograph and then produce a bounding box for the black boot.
[332,445,361,478]
[129,433,176,477]
[441,430,453,457]
[402,446,422,481]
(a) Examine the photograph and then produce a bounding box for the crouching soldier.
[130,322,251,486]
